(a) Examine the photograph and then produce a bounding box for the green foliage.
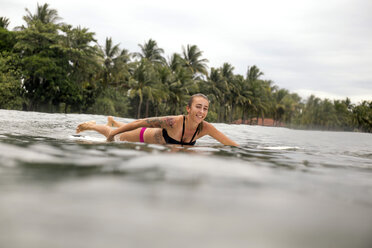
[0,17,10,29]
[205,110,217,123]
[0,27,16,51]
[0,53,24,110]
[182,44,209,77]
[23,3,62,26]
[352,101,372,132]
[89,97,116,116]
[88,88,130,116]
[289,96,370,132]
[135,39,166,65]
[0,73,24,110]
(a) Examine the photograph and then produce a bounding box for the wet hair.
[187,93,209,108]
[187,93,209,134]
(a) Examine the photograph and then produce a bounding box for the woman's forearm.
[110,116,170,137]
[206,123,239,147]
[223,138,239,147]
[111,119,142,136]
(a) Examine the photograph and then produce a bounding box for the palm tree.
[343,97,353,111]
[151,66,171,116]
[13,4,65,111]
[288,93,301,122]
[220,63,236,122]
[167,67,196,115]
[235,75,253,124]
[22,3,62,26]
[208,65,229,121]
[167,53,183,72]
[206,67,224,121]
[302,95,321,128]
[135,39,165,65]
[273,88,289,125]
[246,65,265,123]
[164,51,199,115]
[0,17,10,29]
[232,75,249,123]
[333,98,354,129]
[352,101,372,132]
[248,80,266,124]
[182,44,209,77]
[59,25,100,85]
[129,59,158,118]
[100,37,125,87]
[246,65,264,82]
[319,99,338,129]
[281,93,301,125]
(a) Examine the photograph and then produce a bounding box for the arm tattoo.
[165,117,175,128]
[146,117,175,128]
[146,118,164,128]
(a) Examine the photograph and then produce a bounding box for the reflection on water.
[0,109,372,248]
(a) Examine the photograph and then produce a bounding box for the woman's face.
[187,97,209,123]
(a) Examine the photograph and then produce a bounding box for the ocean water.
[0,109,371,248]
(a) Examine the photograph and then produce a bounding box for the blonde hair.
[187,93,209,108]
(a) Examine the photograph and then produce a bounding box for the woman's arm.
[204,122,239,147]
[107,116,176,141]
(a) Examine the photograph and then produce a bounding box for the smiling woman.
[76,93,239,146]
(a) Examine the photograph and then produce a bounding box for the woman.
[76,93,239,147]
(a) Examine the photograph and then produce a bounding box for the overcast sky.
[2,0,372,103]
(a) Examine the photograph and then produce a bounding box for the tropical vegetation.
[0,3,371,132]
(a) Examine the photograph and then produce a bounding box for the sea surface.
[0,109,371,248]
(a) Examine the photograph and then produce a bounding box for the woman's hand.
[204,122,239,147]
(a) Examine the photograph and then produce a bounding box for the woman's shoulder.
[166,115,183,123]
[202,120,212,126]
[201,121,224,134]
[142,115,182,129]
[160,115,183,128]
[201,120,213,133]
[160,115,183,120]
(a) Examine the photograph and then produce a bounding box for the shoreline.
[232,118,285,127]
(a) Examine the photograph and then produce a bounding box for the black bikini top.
[162,116,198,146]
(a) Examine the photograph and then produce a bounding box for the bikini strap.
[181,115,199,145]
[189,126,199,144]
[181,115,185,145]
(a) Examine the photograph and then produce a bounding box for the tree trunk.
[155,103,158,117]
[137,98,142,119]
[145,99,150,118]
[242,106,245,124]
[218,105,222,122]
[224,105,227,122]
